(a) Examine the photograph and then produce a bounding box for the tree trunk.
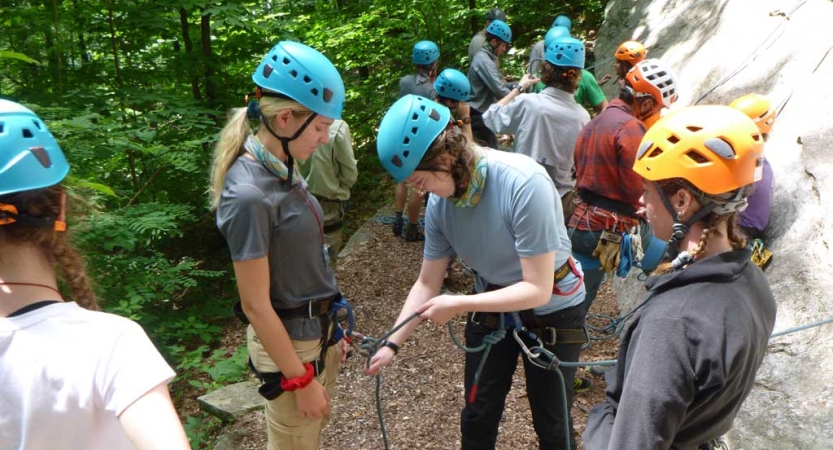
[469,0,477,38]
[179,7,200,100]
[200,10,215,105]
[106,0,123,87]
[52,0,63,95]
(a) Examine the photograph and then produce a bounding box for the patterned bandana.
[452,143,488,208]
[243,134,300,184]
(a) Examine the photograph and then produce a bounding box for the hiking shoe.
[404,223,425,242]
[392,218,403,237]
[573,376,592,393]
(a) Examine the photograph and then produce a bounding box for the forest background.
[1,0,604,446]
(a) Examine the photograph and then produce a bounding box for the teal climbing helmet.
[546,36,585,69]
[0,99,69,197]
[412,41,440,65]
[251,41,345,119]
[486,19,512,44]
[544,26,571,49]
[434,69,471,102]
[552,15,571,30]
[377,95,451,182]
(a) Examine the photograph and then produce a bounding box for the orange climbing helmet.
[626,59,678,110]
[729,93,776,136]
[615,41,647,64]
[634,105,764,207]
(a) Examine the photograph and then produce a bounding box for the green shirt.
[298,120,358,202]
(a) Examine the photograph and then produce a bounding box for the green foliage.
[184,413,223,450]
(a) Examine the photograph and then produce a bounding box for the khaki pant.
[247,325,342,450]
[316,198,345,269]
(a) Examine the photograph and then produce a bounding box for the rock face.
[597,0,833,448]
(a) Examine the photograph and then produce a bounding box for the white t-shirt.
[0,302,175,450]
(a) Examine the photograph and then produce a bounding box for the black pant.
[460,303,586,450]
[470,108,498,149]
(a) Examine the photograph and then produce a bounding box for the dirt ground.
[219,221,622,450]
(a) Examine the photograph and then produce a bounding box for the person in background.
[583,105,776,450]
[299,119,358,269]
[528,14,572,75]
[599,40,648,87]
[394,40,441,241]
[435,67,475,142]
[468,19,516,149]
[484,36,590,209]
[210,41,347,449]
[728,93,776,241]
[469,8,507,65]
[368,94,587,449]
[0,99,189,450]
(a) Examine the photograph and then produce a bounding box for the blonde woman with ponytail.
[210,41,347,449]
[0,100,189,449]
[583,105,777,450]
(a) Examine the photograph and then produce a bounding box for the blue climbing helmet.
[412,41,440,65]
[486,19,512,44]
[544,26,571,49]
[546,36,585,69]
[552,15,571,30]
[377,95,451,182]
[0,99,69,197]
[251,41,345,119]
[434,69,471,102]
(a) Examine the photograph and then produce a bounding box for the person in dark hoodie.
[582,105,777,450]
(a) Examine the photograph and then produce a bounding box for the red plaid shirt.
[571,99,646,230]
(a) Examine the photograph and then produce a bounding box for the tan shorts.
[247,325,341,450]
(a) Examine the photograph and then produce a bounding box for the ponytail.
[209,108,250,211]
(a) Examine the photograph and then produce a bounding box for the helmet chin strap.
[654,182,715,269]
[259,111,318,185]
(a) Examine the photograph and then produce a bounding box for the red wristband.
[280,362,315,392]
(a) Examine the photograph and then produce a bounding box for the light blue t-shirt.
[424,150,585,314]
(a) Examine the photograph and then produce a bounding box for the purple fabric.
[739,158,773,234]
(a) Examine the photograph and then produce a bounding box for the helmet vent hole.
[419,105,426,111]
[667,135,680,144]
[282,57,291,65]
[752,133,761,142]
[303,75,311,83]
[29,146,52,168]
[403,150,410,158]
[0,123,4,134]
[323,88,333,103]
[391,155,403,168]
[262,64,274,78]
[311,87,319,97]
[648,148,663,158]
[411,127,418,135]
[32,120,42,130]
[22,128,34,138]
[412,113,419,120]
[428,109,441,121]
[403,137,410,145]
[288,69,298,79]
[686,126,702,132]
[704,137,737,159]
[685,150,709,165]
[272,55,278,62]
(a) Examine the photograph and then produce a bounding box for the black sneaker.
[573,376,592,393]
[404,223,425,242]
[393,218,403,237]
